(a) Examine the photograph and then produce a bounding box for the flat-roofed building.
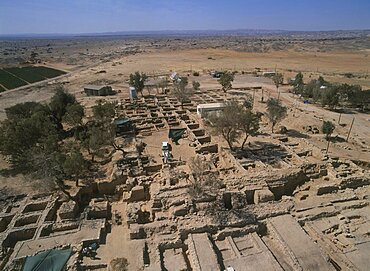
[84,85,114,96]
[196,103,225,118]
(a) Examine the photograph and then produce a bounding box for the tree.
[322,121,335,153]
[129,72,148,97]
[49,86,77,127]
[109,258,129,271]
[210,100,241,150]
[92,100,115,121]
[188,156,223,198]
[63,103,84,127]
[192,80,200,91]
[0,90,91,193]
[243,93,254,110]
[239,110,260,150]
[317,76,327,86]
[63,149,89,186]
[266,98,287,133]
[218,72,234,92]
[82,123,114,162]
[173,77,192,109]
[5,102,46,121]
[135,141,147,156]
[321,86,340,109]
[0,103,60,168]
[348,89,370,111]
[273,73,284,100]
[292,72,304,95]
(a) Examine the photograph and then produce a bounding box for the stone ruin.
[0,192,110,270]
[1,89,369,271]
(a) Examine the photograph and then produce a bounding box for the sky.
[1,0,370,35]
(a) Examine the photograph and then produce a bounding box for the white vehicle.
[162,142,172,164]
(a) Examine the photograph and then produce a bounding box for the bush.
[109,258,128,271]
[193,71,200,76]
[344,73,354,78]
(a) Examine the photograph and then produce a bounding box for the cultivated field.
[0,66,66,91]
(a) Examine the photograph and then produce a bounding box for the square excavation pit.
[22,201,48,213]
[4,228,37,248]
[14,214,40,227]
[0,215,15,232]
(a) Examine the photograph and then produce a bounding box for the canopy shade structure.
[23,248,72,271]
[168,128,186,143]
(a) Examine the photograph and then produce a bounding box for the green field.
[0,66,67,91]
[0,69,28,89]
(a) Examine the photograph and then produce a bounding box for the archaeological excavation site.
[0,75,369,271]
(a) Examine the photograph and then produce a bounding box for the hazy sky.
[1,0,370,35]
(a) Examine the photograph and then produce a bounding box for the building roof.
[197,103,225,109]
[113,118,131,126]
[84,85,107,90]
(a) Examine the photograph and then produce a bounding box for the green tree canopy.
[292,72,304,94]
[322,121,335,139]
[49,86,77,124]
[322,120,335,153]
[210,100,260,150]
[273,73,284,90]
[210,100,240,150]
[92,100,115,121]
[266,98,287,133]
[63,103,84,127]
[192,80,200,90]
[238,109,260,150]
[0,89,86,189]
[173,77,192,108]
[63,149,89,180]
[129,72,148,96]
[321,86,340,109]
[218,72,234,92]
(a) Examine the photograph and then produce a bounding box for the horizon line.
[1,28,370,38]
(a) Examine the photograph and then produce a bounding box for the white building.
[196,103,225,118]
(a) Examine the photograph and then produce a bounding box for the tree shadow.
[234,141,291,165]
[330,135,347,143]
[286,129,310,139]
[0,165,29,177]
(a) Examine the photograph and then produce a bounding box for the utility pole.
[252,88,256,106]
[326,138,330,154]
[346,117,355,142]
[261,88,264,102]
[338,112,342,125]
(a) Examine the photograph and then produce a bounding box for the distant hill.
[1,29,369,39]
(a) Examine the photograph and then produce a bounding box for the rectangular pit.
[0,215,14,232]
[14,214,40,227]
[23,201,48,213]
[3,227,37,248]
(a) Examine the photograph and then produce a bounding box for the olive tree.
[218,72,234,92]
[322,121,335,153]
[192,80,200,91]
[273,73,284,100]
[173,77,193,109]
[210,101,241,150]
[266,98,287,133]
[129,72,148,96]
[238,109,260,150]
